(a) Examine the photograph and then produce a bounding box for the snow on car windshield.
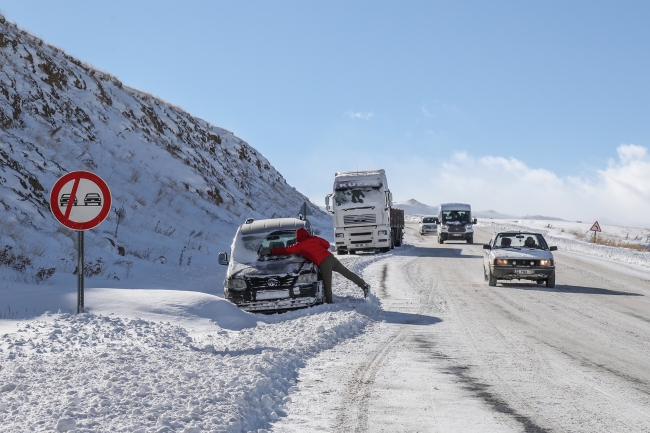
[441,210,470,224]
[334,187,383,207]
[494,233,548,249]
[230,230,307,276]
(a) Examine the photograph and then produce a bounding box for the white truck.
[325,169,403,254]
[436,203,477,244]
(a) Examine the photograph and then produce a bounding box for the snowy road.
[274,224,650,432]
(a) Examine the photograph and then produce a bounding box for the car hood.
[228,255,314,278]
[491,248,554,260]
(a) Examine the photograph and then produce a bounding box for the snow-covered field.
[0,251,387,432]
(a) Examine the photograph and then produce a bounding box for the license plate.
[355,243,367,247]
[514,269,534,275]
[256,290,290,300]
[452,234,462,237]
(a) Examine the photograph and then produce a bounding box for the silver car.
[418,215,437,235]
[483,232,558,288]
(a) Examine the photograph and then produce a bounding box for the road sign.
[50,171,112,231]
[589,221,602,232]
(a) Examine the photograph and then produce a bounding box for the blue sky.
[3,1,650,224]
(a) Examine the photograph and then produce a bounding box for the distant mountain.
[396,200,564,222]
[394,199,438,216]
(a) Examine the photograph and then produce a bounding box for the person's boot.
[362,283,370,298]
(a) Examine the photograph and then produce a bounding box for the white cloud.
[345,111,373,120]
[390,144,650,227]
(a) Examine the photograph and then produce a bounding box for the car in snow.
[483,232,558,288]
[218,218,325,312]
[419,216,438,235]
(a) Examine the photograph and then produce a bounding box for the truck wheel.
[488,270,497,287]
[337,249,348,255]
[546,274,555,288]
[467,236,473,244]
[395,229,402,247]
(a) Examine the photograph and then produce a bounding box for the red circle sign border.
[50,171,112,231]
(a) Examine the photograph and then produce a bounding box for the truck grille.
[448,226,466,233]
[247,275,295,289]
[350,232,372,236]
[344,214,376,225]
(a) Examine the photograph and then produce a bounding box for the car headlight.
[494,259,509,265]
[442,224,448,229]
[226,278,247,290]
[335,233,344,238]
[378,230,387,235]
[539,259,554,266]
[465,224,472,229]
[297,273,317,283]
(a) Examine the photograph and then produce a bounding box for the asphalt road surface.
[274,223,650,432]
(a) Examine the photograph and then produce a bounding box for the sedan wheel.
[488,270,497,287]
[546,274,555,288]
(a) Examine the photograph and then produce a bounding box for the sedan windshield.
[334,187,383,207]
[494,233,548,250]
[422,217,436,223]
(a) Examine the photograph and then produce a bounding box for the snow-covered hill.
[0,15,329,300]
[394,199,437,216]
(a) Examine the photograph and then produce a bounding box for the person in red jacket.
[264,228,370,303]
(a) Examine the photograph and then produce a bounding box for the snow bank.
[479,221,650,269]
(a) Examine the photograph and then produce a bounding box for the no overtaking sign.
[50,171,112,313]
[50,171,112,230]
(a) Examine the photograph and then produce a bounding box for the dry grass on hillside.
[569,229,649,252]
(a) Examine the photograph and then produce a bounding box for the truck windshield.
[441,210,470,224]
[334,187,383,207]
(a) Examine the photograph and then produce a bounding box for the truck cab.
[436,203,477,244]
[325,169,396,254]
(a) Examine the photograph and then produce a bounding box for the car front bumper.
[491,266,555,280]
[440,232,473,241]
[226,281,324,312]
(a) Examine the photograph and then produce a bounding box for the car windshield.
[441,210,470,224]
[494,233,548,250]
[334,187,383,207]
[230,230,307,276]
[422,217,436,223]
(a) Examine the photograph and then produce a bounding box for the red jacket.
[271,228,333,266]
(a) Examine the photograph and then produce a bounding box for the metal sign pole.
[77,230,84,314]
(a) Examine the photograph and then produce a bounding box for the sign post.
[589,221,602,241]
[50,171,112,314]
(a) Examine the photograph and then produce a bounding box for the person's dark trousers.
[319,255,366,303]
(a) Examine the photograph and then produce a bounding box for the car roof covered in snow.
[239,218,307,235]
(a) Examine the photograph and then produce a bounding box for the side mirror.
[483,244,491,250]
[434,217,439,224]
[218,252,229,265]
[473,218,477,224]
[549,246,558,251]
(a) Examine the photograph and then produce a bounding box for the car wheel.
[546,274,555,288]
[467,236,473,244]
[483,266,488,281]
[438,236,444,244]
[488,270,497,286]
